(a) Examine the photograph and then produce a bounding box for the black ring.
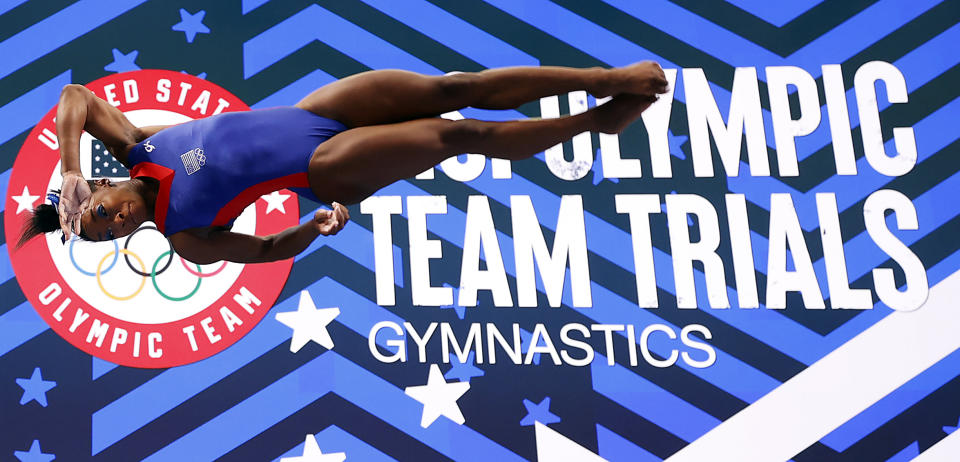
[123,225,173,277]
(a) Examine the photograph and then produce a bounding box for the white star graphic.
[12,186,40,215]
[261,191,291,214]
[405,364,471,428]
[280,434,345,462]
[275,290,340,353]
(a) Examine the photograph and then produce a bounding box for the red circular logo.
[5,70,298,368]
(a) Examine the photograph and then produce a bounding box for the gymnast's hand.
[59,170,91,239]
[314,202,350,236]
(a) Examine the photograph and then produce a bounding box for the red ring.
[179,256,228,277]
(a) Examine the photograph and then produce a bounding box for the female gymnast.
[19,63,668,264]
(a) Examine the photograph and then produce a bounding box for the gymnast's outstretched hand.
[314,202,350,236]
[59,170,91,239]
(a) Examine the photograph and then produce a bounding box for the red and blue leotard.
[127,107,346,236]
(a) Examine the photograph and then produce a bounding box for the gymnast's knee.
[436,71,481,101]
[438,118,491,150]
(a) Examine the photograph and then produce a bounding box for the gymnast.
[19,63,668,263]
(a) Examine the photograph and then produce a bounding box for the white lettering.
[864,190,928,311]
[233,286,261,314]
[667,194,729,308]
[39,282,61,305]
[191,89,211,114]
[219,306,242,332]
[148,332,163,358]
[640,324,678,368]
[681,324,716,368]
[69,308,90,333]
[361,196,402,305]
[103,83,120,106]
[405,322,437,363]
[767,193,824,309]
[122,79,139,104]
[201,316,221,344]
[459,196,512,307]
[685,67,769,177]
[110,327,128,353]
[512,195,591,307]
[182,325,199,352]
[86,319,109,347]
[408,196,452,306]
[855,61,917,177]
[177,82,192,106]
[615,194,661,307]
[767,66,820,177]
[156,79,171,102]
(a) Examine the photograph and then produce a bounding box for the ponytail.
[17,192,63,248]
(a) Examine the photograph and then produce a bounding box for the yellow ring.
[97,249,147,301]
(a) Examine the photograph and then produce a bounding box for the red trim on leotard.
[211,172,310,227]
[130,162,174,234]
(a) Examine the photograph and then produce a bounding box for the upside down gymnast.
[18,63,668,264]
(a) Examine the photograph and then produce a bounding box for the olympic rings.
[70,238,118,276]
[179,256,227,277]
[152,251,202,302]
[97,249,147,301]
[68,225,219,302]
[124,225,173,276]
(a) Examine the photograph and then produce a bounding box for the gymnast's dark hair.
[17,182,98,249]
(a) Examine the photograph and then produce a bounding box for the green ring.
[151,250,202,302]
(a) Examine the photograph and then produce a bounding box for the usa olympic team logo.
[5,70,299,367]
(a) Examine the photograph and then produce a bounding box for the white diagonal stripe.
[535,422,606,462]
[667,269,960,462]
[912,430,960,461]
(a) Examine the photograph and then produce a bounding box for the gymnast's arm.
[57,84,143,168]
[56,84,142,237]
[56,85,172,237]
[170,204,350,264]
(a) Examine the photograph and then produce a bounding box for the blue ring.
[69,238,118,276]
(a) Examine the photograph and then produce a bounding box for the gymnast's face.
[80,179,150,241]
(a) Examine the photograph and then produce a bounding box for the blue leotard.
[127,107,346,236]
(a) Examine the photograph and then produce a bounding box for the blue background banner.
[2,1,959,460]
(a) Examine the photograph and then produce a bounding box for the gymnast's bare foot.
[594,61,669,98]
[593,93,658,134]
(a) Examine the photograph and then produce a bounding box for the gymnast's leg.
[307,94,655,205]
[295,63,667,128]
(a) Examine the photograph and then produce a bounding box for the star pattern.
[11,186,39,215]
[275,291,340,353]
[439,283,465,319]
[405,364,471,428]
[16,367,55,407]
[667,130,689,159]
[445,351,484,383]
[944,417,959,435]
[261,191,291,215]
[14,440,54,462]
[104,48,140,73]
[280,434,346,462]
[520,396,560,427]
[171,8,210,43]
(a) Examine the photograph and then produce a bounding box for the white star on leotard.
[280,434,345,462]
[11,186,40,215]
[405,364,471,428]
[275,290,340,353]
[261,191,291,214]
